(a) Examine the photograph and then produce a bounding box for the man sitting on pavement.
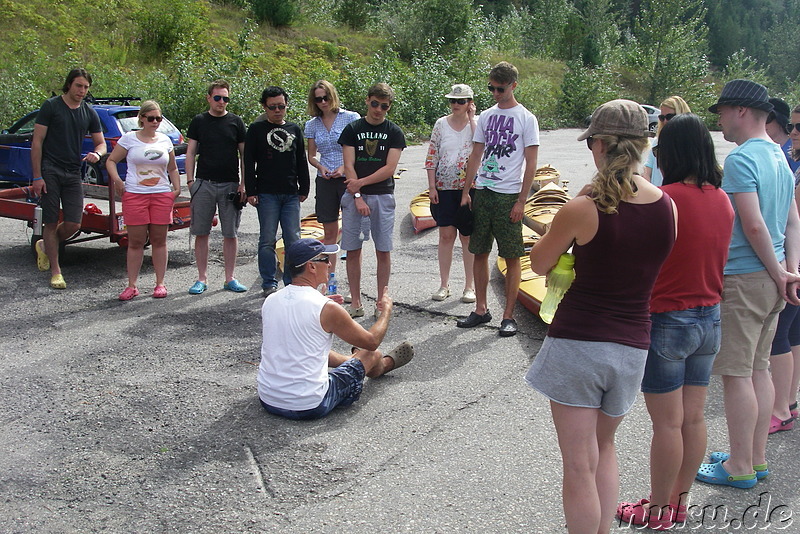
[257,238,414,420]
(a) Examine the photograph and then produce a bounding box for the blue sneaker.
[223,279,248,293]
[188,281,207,294]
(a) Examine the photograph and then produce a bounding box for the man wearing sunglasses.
[457,61,540,337]
[257,238,413,420]
[766,97,800,174]
[245,86,310,298]
[185,79,248,295]
[337,83,407,318]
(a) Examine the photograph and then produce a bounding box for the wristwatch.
[354,193,362,198]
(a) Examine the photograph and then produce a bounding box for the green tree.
[618,0,710,105]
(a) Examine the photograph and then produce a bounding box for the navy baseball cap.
[285,238,340,268]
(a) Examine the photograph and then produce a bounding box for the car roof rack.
[85,94,142,106]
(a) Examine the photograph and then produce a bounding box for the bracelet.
[33,177,43,182]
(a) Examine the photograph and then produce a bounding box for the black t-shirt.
[36,95,102,172]
[243,120,309,197]
[338,118,406,195]
[186,111,246,182]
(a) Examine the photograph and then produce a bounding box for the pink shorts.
[122,191,175,226]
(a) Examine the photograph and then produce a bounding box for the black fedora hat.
[708,79,773,114]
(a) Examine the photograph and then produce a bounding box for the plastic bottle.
[327,272,337,295]
[539,253,576,324]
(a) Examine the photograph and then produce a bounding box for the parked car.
[0,97,187,185]
[583,103,660,133]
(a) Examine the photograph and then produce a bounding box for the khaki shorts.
[712,271,785,377]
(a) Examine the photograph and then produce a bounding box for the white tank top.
[257,285,334,410]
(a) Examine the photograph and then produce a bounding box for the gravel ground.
[2,129,797,533]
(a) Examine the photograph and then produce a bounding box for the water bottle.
[539,253,576,324]
[327,272,337,295]
[359,216,371,242]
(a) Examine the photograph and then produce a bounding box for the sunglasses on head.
[212,95,230,103]
[658,113,675,122]
[487,83,511,93]
[144,115,163,123]
[370,100,391,111]
[266,104,287,111]
[788,123,800,133]
[449,98,469,105]
[314,95,329,103]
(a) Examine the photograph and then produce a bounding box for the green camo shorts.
[469,188,524,258]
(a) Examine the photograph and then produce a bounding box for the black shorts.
[431,189,472,229]
[315,176,347,223]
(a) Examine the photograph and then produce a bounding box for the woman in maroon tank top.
[524,100,677,534]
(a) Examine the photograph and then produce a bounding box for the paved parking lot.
[1,129,797,533]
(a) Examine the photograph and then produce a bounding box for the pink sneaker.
[153,285,168,298]
[119,287,139,301]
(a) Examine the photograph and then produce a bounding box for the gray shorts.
[41,166,83,224]
[189,179,242,238]
[525,336,647,417]
[340,192,395,252]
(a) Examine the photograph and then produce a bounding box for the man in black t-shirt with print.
[338,83,406,318]
[185,79,248,295]
[31,68,105,290]
[244,86,309,297]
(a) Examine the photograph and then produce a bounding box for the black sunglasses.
[311,256,330,264]
[487,83,510,93]
[144,115,163,123]
[314,95,329,103]
[586,137,595,150]
[449,98,469,105]
[266,104,287,111]
[370,100,391,111]
[658,113,675,122]
[788,123,800,133]
[652,145,659,157]
[212,95,230,103]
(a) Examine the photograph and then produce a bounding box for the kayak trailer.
[0,178,193,261]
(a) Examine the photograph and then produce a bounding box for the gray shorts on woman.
[525,336,647,417]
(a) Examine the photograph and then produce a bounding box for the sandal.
[790,401,798,419]
[386,341,414,371]
[616,498,674,531]
[35,239,50,271]
[696,460,757,488]
[118,287,139,301]
[768,414,795,434]
[708,451,769,479]
[153,285,167,298]
[50,274,66,289]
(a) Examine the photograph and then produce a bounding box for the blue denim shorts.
[641,305,721,394]
[260,358,365,420]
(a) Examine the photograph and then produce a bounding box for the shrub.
[250,0,298,26]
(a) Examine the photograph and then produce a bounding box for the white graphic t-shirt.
[119,131,174,194]
[473,104,539,194]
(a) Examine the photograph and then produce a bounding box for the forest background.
[2,0,799,140]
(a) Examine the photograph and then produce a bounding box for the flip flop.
[696,460,757,488]
[35,239,49,271]
[386,341,414,371]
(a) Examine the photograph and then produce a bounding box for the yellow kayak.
[276,213,340,271]
[410,189,436,234]
[496,224,547,313]
[523,181,571,236]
